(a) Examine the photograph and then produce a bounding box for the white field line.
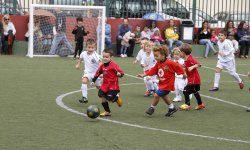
[56,82,250,144]
[201,65,248,77]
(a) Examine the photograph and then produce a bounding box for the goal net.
[27,4,106,57]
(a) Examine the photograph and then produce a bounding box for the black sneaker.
[246,108,250,112]
[165,106,178,117]
[145,107,155,115]
[79,97,88,103]
[209,87,219,92]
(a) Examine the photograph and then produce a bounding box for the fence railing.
[1,0,249,27]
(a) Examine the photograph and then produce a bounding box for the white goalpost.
[27,4,106,58]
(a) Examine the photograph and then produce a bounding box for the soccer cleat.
[165,105,178,117]
[239,80,244,89]
[209,87,219,92]
[79,97,88,103]
[145,107,155,115]
[179,104,191,110]
[116,96,123,107]
[246,108,250,112]
[195,103,205,110]
[144,91,152,97]
[100,111,111,117]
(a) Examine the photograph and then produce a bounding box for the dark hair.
[153,45,169,57]
[238,21,246,30]
[224,20,234,31]
[219,30,227,36]
[141,37,149,40]
[103,48,114,56]
[180,43,192,55]
[76,17,83,22]
[86,39,96,46]
[201,20,209,30]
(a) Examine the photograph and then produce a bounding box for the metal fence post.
[192,0,196,25]
[105,0,110,17]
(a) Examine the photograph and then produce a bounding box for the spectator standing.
[237,21,250,58]
[116,19,135,57]
[164,19,183,52]
[2,14,16,55]
[197,20,217,58]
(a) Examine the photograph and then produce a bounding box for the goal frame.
[27,4,106,58]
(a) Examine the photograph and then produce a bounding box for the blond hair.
[173,47,181,55]
[2,14,10,30]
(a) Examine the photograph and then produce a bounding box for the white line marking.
[56,82,250,144]
[202,65,248,77]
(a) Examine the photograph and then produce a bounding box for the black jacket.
[72,26,88,41]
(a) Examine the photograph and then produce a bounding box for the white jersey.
[174,58,187,91]
[217,39,235,62]
[80,51,100,74]
[141,51,156,72]
[136,49,145,62]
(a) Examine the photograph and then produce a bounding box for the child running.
[91,49,124,117]
[179,43,205,110]
[133,37,148,64]
[172,47,188,102]
[137,45,185,117]
[209,31,244,92]
[75,39,102,103]
[140,41,158,96]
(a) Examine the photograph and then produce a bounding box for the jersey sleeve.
[145,63,158,76]
[113,63,124,76]
[171,61,184,75]
[224,40,235,55]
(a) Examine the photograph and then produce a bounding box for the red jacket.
[146,59,184,91]
[184,55,201,85]
[94,61,124,92]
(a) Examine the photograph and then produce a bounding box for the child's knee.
[82,77,88,84]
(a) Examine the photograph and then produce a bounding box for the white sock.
[168,103,174,109]
[150,104,156,108]
[81,84,88,98]
[230,72,242,83]
[214,73,220,87]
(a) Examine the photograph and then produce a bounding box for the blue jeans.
[199,39,216,57]
[105,38,112,49]
[120,45,128,55]
[49,33,73,55]
[167,39,183,51]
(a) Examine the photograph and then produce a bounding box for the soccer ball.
[86,105,100,119]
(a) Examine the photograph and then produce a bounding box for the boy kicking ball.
[137,45,185,117]
[91,49,124,117]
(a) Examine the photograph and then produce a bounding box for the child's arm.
[137,63,158,77]
[72,26,77,34]
[92,65,103,83]
[188,64,201,72]
[75,58,83,70]
[83,27,89,36]
[114,64,124,77]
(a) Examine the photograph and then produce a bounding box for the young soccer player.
[172,47,188,102]
[75,39,101,103]
[91,49,124,117]
[72,17,89,59]
[133,37,148,64]
[140,41,158,96]
[209,31,244,92]
[179,43,205,110]
[137,45,185,117]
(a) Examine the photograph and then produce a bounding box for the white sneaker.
[124,54,128,57]
[120,54,124,58]
[189,94,193,99]
[173,97,182,102]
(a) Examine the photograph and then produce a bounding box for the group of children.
[73,15,248,117]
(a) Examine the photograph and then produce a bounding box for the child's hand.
[219,51,225,56]
[117,72,121,77]
[75,64,80,70]
[188,66,194,72]
[137,73,145,78]
[133,60,138,64]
